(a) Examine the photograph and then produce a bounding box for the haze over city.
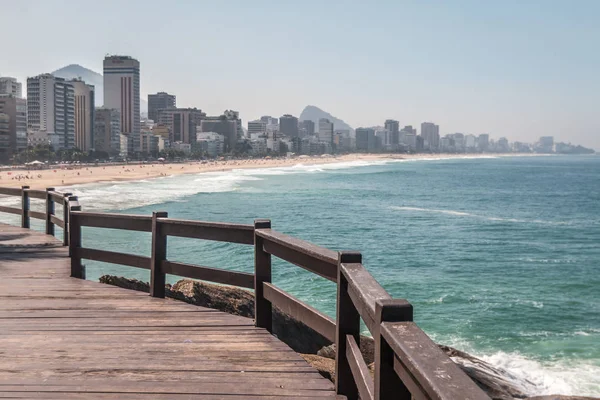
[1,0,599,149]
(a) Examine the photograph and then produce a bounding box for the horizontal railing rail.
[0,186,491,400]
[0,186,70,242]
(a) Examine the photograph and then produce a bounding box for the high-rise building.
[279,114,299,137]
[318,118,334,144]
[94,108,121,154]
[248,120,267,137]
[537,136,554,153]
[0,77,23,98]
[27,74,75,149]
[300,120,315,137]
[200,117,238,152]
[0,95,27,160]
[224,110,243,140]
[71,79,95,151]
[477,134,490,152]
[465,134,477,150]
[158,108,204,144]
[420,122,440,151]
[103,55,140,152]
[260,115,278,125]
[384,119,400,145]
[356,128,376,151]
[148,92,176,122]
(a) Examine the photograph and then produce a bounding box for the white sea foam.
[53,158,421,210]
[480,351,600,397]
[390,206,570,225]
[433,334,600,397]
[65,172,264,211]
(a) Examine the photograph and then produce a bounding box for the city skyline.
[1,1,599,149]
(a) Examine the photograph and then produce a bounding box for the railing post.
[150,211,168,298]
[335,251,362,400]
[21,185,30,229]
[254,219,272,331]
[45,187,55,236]
[69,198,83,279]
[374,299,413,400]
[62,192,72,246]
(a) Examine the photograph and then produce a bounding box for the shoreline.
[0,153,546,190]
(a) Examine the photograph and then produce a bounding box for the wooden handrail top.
[159,217,254,231]
[381,321,490,400]
[256,229,338,266]
[341,262,391,331]
[24,189,47,199]
[72,211,151,232]
[49,191,66,204]
[159,218,255,245]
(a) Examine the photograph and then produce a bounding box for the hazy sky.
[1,0,599,148]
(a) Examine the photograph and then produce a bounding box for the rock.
[316,336,375,364]
[439,345,536,400]
[300,354,335,382]
[317,344,335,359]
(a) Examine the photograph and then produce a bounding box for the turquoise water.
[3,155,599,395]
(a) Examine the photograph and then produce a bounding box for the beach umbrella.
[157,157,165,162]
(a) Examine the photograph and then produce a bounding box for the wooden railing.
[0,186,491,400]
[0,186,74,245]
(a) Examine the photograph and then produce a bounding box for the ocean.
[3,155,599,396]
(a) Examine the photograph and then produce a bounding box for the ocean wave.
[480,351,600,396]
[66,172,264,211]
[390,206,571,225]
[433,334,600,397]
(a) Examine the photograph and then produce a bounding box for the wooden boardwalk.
[0,224,337,399]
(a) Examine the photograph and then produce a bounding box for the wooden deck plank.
[0,223,336,398]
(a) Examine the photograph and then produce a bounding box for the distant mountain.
[52,64,104,106]
[299,105,354,133]
[51,64,148,113]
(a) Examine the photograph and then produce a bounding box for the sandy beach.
[0,153,522,190]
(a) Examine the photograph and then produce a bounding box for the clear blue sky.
[1,0,598,148]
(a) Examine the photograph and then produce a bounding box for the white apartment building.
[103,55,140,152]
[27,74,75,149]
[318,118,334,144]
[0,77,22,98]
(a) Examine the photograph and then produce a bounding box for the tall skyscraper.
[279,114,299,137]
[384,119,400,145]
[318,118,334,144]
[71,79,95,151]
[94,108,121,154]
[27,74,75,149]
[148,92,176,122]
[0,77,23,98]
[0,95,27,160]
[103,55,140,152]
[420,122,440,151]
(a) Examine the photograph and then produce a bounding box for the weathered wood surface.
[0,223,337,399]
